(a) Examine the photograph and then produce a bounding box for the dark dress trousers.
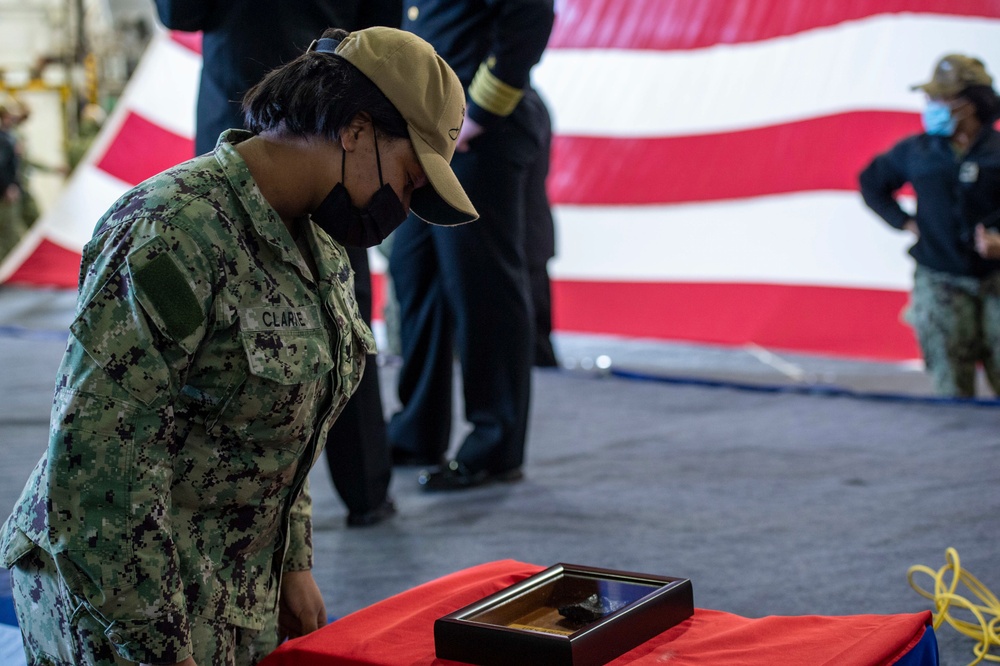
[388,0,555,474]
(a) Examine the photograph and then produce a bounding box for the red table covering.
[259,560,932,666]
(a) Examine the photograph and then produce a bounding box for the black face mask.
[311,133,408,248]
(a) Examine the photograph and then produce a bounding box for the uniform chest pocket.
[205,305,336,446]
[241,328,335,385]
[238,305,335,385]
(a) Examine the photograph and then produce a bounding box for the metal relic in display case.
[434,563,694,666]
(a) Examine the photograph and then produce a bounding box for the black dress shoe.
[346,498,397,527]
[417,460,524,492]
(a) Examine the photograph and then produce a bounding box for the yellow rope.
[908,548,1000,665]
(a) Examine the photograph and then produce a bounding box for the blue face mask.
[922,100,957,137]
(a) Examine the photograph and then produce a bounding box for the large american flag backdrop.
[3,1,999,361]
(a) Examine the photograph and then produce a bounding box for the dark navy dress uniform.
[154,0,401,157]
[155,0,402,524]
[389,0,555,485]
[523,88,559,367]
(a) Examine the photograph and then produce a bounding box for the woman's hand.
[455,114,484,153]
[975,224,1000,259]
[278,569,328,642]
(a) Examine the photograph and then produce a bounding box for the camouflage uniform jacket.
[0,130,374,664]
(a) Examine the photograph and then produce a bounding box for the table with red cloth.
[260,560,937,666]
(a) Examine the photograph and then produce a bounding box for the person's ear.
[340,112,373,152]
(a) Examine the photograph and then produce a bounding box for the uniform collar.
[214,130,360,321]
[213,129,316,280]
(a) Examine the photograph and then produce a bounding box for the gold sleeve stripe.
[468,62,524,117]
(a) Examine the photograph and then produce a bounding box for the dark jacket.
[402,0,554,130]
[859,127,1000,277]
[0,129,18,192]
[155,0,402,155]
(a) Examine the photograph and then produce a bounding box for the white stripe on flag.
[125,33,199,139]
[41,166,132,251]
[536,13,1000,136]
[550,192,915,290]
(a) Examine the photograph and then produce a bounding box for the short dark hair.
[961,85,1000,124]
[242,28,408,141]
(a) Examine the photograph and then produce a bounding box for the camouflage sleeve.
[281,309,376,574]
[48,219,214,664]
[283,477,313,572]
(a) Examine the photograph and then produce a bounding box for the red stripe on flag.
[4,239,81,289]
[549,111,923,204]
[95,112,195,187]
[169,30,202,55]
[550,0,1000,50]
[372,271,386,326]
[551,280,919,361]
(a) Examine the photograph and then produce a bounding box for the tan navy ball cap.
[911,54,993,98]
[319,27,477,226]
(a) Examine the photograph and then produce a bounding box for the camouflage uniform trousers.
[9,546,277,666]
[905,265,1000,397]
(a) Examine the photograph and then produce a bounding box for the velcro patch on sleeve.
[129,246,204,346]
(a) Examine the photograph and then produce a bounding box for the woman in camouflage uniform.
[0,27,475,666]
[860,54,1000,397]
